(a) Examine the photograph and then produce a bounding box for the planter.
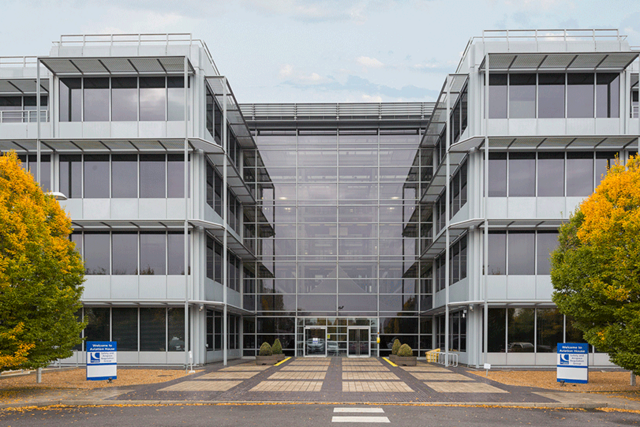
[395,356,417,366]
[274,353,285,361]
[389,355,398,363]
[256,355,278,365]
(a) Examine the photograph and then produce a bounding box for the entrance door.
[347,327,370,357]
[304,327,327,357]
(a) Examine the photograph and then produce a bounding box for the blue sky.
[2,0,639,103]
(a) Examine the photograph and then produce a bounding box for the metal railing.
[240,102,433,121]
[0,56,39,68]
[54,33,220,75]
[437,352,459,367]
[0,110,49,123]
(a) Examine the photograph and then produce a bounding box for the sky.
[2,0,639,103]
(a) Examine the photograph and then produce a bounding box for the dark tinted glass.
[84,154,109,198]
[112,308,138,351]
[567,73,594,118]
[489,74,507,118]
[509,74,536,118]
[84,232,110,275]
[536,231,558,275]
[140,308,166,351]
[168,308,185,351]
[111,154,137,198]
[595,151,618,185]
[538,73,565,118]
[509,152,535,196]
[84,307,110,343]
[140,154,165,198]
[507,308,534,352]
[488,308,506,352]
[488,232,506,275]
[596,73,619,118]
[60,78,81,122]
[83,78,109,121]
[168,232,186,275]
[59,155,82,198]
[537,152,564,196]
[536,308,563,352]
[488,153,507,196]
[111,77,137,121]
[140,232,166,275]
[508,232,535,275]
[112,232,138,275]
[566,152,593,196]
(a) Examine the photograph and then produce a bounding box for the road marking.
[334,408,385,413]
[332,416,390,423]
[274,357,291,366]
[382,357,397,367]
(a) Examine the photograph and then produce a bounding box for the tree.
[551,155,640,375]
[0,152,85,371]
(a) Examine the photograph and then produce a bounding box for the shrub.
[391,339,401,356]
[259,342,272,356]
[397,344,413,357]
[272,338,283,355]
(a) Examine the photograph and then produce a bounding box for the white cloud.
[361,94,383,102]
[279,64,293,78]
[357,56,384,68]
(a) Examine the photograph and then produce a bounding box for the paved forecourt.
[114,357,557,404]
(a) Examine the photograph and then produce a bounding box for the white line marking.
[334,408,385,413]
[332,416,390,423]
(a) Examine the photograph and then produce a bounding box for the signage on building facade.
[557,343,588,384]
[86,341,117,381]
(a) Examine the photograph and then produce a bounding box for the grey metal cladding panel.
[539,54,576,69]
[568,54,607,69]
[569,137,605,148]
[45,140,82,151]
[72,59,109,74]
[100,58,137,73]
[129,58,165,73]
[509,137,542,148]
[597,138,632,148]
[0,142,22,151]
[159,57,187,73]
[489,138,513,148]
[131,140,166,151]
[598,53,638,69]
[9,80,42,94]
[74,140,109,151]
[100,140,137,151]
[0,81,18,93]
[43,59,79,74]
[538,138,573,148]
[489,54,516,69]
[510,54,547,69]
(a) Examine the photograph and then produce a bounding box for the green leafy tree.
[0,152,85,371]
[551,156,640,375]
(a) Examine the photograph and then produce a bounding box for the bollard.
[631,372,636,386]
[36,367,42,384]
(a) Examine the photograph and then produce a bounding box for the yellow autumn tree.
[0,152,85,371]
[552,155,640,374]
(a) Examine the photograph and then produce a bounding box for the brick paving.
[114,357,558,404]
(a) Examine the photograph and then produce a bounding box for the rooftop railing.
[53,33,220,75]
[0,110,49,123]
[240,102,433,121]
[0,56,39,68]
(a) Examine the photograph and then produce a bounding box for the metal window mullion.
[183,56,190,371]
[222,79,228,366]
[444,76,451,367]
[36,59,41,184]
[483,55,490,367]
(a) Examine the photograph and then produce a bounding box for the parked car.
[327,340,339,355]
[508,342,534,352]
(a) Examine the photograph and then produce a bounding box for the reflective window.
[536,308,563,353]
[537,231,559,275]
[596,151,618,185]
[566,152,593,196]
[167,154,186,198]
[508,232,534,275]
[567,73,594,118]
[509,152,535,197]
[488,308,506,352]
[509,74,536,118]
[111,154,137,198]
[84,307,110,343]
[538,73,565,118]
[488,232,506,275]
[111,77,137,121]
[140,232,166,275]
[507,308,534,353]
[112,308,138,351]
[140,154,165,198]
[139,77,165,121]
[84,232,110,275]
[59,78,81,122]
[167,76,186,121]
[83,78,109,121]
[168,308,185,351]
[140,308,166,351]
[489,74,508,118]
[112,232,138,275]
[596,74,619,118]
[537,152,564,196]
[168,232,187,275]
[84,155,109,198]
[488,153,507,196]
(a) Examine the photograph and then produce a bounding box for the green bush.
[391,339,401,356]
[397,343,413,357]
[259,342,272,356]
[272,338,283,355]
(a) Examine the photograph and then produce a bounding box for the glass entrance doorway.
[304,326,327,357]
[347,327,370,357]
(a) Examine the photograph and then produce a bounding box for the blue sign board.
[86,341,117,381]
[557,343,589,384]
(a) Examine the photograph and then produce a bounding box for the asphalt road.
[2,404,640,426]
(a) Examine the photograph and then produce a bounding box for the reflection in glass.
[84,155,109,198]
[140,233,166,275]
[83,78,109,121]
[112,232,138,275]
[596,73,619,118]
[509,153,535,196]
[59,155,82,198]
[508,308,534,352]
[567,152,593,196]
[488,153,507,196]
[60,78,81,122]
[111,154,137,198]
[167,76,186,121]
[168,308,185,351]
[538,74,565,118]
[488,308,506,352]
[84,232,110,275]
[111,77,138,121]
[140,154,165,198]
[488,232,506,275]
[140,308,166,351]
[112,308,138,350]
[508,232,534,275]
[489,74,507,118]
[509,74,536,118]
[567,73,594,118]
[536,308,563,352]
[537,153,564,196]
[536,232,558,275]
[139,77,165,121]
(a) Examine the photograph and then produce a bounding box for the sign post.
[86,341,117,381]
[557,343,588,384]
